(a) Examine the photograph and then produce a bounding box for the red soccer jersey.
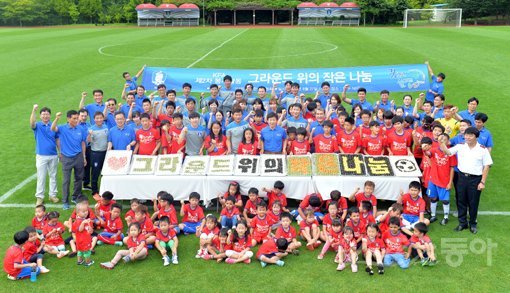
[156,229,177,242]
[363,134,386,155]
[401,193,426,216]
[267,211,281,226]
[360,212,376,226]
[158,206,178,226]
[299,219,319,231]
[71,208,96,220]
[222,192,242,204]
[238,142,258,155]
[313,134,339,153]
[337,129,361,154]
[43,222,65,246]
[428,148,457,188]
[136,127,160,155]
[359,125,372,139]
[412,127,433,158]
[382,230,409,255]
[251,215,271,238]
[383,125,394,137]
[266,192,287,209]
[325,198,348,214]
[125,209,135,221]
[244,198,262,216]
[421,155,432,188]
[256,238,279,258]
[231,234,252,252]
[97,200,116,218]
[354,192,378,211]
[304,112,315,122]
[339,237,357,252]
[3,245,23,277]
[289,140,310,155]
[72,218,93,251]
[410,234,432,246]
[329,229,343,247]
[138,216,155,235]
[345,219,366,240]
[162,125,185,154]
[322,214,339,234]
[387,130,412,156]
[204,135,228,156]
[22,241,38,260]
[275,226,297,242]
[126,234,146,249]
[211,236,232,252]
[181,204,205,223]
[221,207,240,218]
[250,122,268,136]
[32,216,47,232]
[157,113,173,128]
[364,236,385,252]
[103,212,123,233]
[299,193,324,213]
[201,226,220,237]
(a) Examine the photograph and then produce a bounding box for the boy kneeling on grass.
[256,238,289,268]
[4,231,41,280]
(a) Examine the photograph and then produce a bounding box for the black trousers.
[456,172,482,227]
[91,150,107,194]
[83,146,92,186]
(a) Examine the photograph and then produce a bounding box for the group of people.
[8,61,493,280]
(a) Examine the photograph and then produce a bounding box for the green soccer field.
[0,26,509,291]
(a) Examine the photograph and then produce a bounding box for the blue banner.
[141,64,429,94]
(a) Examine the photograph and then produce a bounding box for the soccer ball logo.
[395,159,417,172]
[152,71,167,87]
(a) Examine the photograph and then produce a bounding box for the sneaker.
[317,254,324,260]
[82,185,92,191]
[440,218,449,226]
[306,243,314,251]
[429,216,437,223]
[276,260,285,267]
[225,258,236,264]
[172,255,178,265]
[7,274,16,281]
[49,197,59,203]
[292,249,300,256]
[122,255,131,263]
[195,250,203,259]
[83,260,94,267]
[100,262,115,270]
[260,261,267,268]
[97,241,104,246]
[336,263,345,271]
[365,266,374,275]
[243,258,251,264]
[114,241,123,246]
[68,251,76,258]
[77,260,84,265]
[58,250,69,258]
[428,260,437,266]
[420,257,430,266]
[39,266,50,274]
[313,241,322,248]
[63,203,70,210]
[202,254,213,260]
[36,198,44,206]
[163,256,170,266]
[377,264,385,275]
[71,198,77,204]
[351,263,358,273]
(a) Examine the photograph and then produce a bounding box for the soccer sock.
[443,204,450,218]
[430,202,438,217]
[320,241,331,255]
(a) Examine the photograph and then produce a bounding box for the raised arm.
[51,112,62,132]
[425,61,434,77]
[348,187,360,202]
[79,92,87,109]
[341,84,352,105]
[30,104,38,129]
[135,64,146,79]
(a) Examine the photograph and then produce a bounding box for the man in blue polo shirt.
[456,97,479,126]
[30,104,60,206]
[123,65,145,95]
[107,111,136,151]
[261,113,287,154]
[425,61,445,102]
[51,110,87,210]
[79,90,105,123]
[375,90,395,113]
[341,84,373,112]
[134,85,149,109]
[474,113,494,152]
[316,81,332,109]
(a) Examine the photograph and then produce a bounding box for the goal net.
[403,9,462,28]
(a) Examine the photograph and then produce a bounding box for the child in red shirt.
[336,226,358,272]
[382,217,410,269]
[197,215,220,259]
[100,222,148,269]
[23,227,49,274]
[275,212,302,254]
[218,181,243,208]
[129,205,156,245]
[244,187,262,226]
[386,116,412,156]
[337,117,361,154]
[360,201,376,227]
[263,181,289,213]
[32,204,47,235]
[312,120,339,153]
[161,113,185,154]
[135,113,161,155]
[319,202,339,243]
[94,191,116,222]
[362,223,385,275]
[42,211,69,258]
[225,221,254,264]
[125,198,143,226]
[345,207,366,246]
[267,200,282,230]
[348,180,377,215]
[72,203,94,266]
[318,214,343,260]
[300,208,321,250]
[238,128,258,155]
[398,181,430,229]
[250,201,271,246]
[326,190,348,222]
[256,238,289,268]
[153,192,179,234]
[4,231,40,280]
[155,216,179,266]
[409,222,437,266]
[97,203,124,246]
[205,228,232,262]
[203,121,228,155]
[377,203,404,235]
[363,121,386,155]
[288,127,310,155]
[179,192,205,235]
[220,196,241,229]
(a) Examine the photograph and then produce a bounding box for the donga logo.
[152,71,167,87]
[395,69,426,90]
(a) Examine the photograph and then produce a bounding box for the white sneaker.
[39,266,50,274]
[195,249,203,259]
[163,256,170,266]
[172,255,179,265]
[57,250,69,258]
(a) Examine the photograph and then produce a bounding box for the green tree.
[78,0,102,23]
[1,0,49,26]
[69,2,80,23]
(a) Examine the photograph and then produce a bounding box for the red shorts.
[252,234,268,244]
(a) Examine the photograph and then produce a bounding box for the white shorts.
[225,250,253,258]
[200,233,215,240]
[50,244,66,251]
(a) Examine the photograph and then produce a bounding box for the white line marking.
[0,174,37,203]
[186,29,249,68]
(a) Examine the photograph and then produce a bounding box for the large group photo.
[1,0,508,292]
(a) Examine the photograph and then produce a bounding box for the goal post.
[403,8,462,28]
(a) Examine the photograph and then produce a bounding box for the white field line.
[186,29,248,68]
[0,174,37,203]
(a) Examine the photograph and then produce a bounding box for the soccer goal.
[403,9,462,28]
